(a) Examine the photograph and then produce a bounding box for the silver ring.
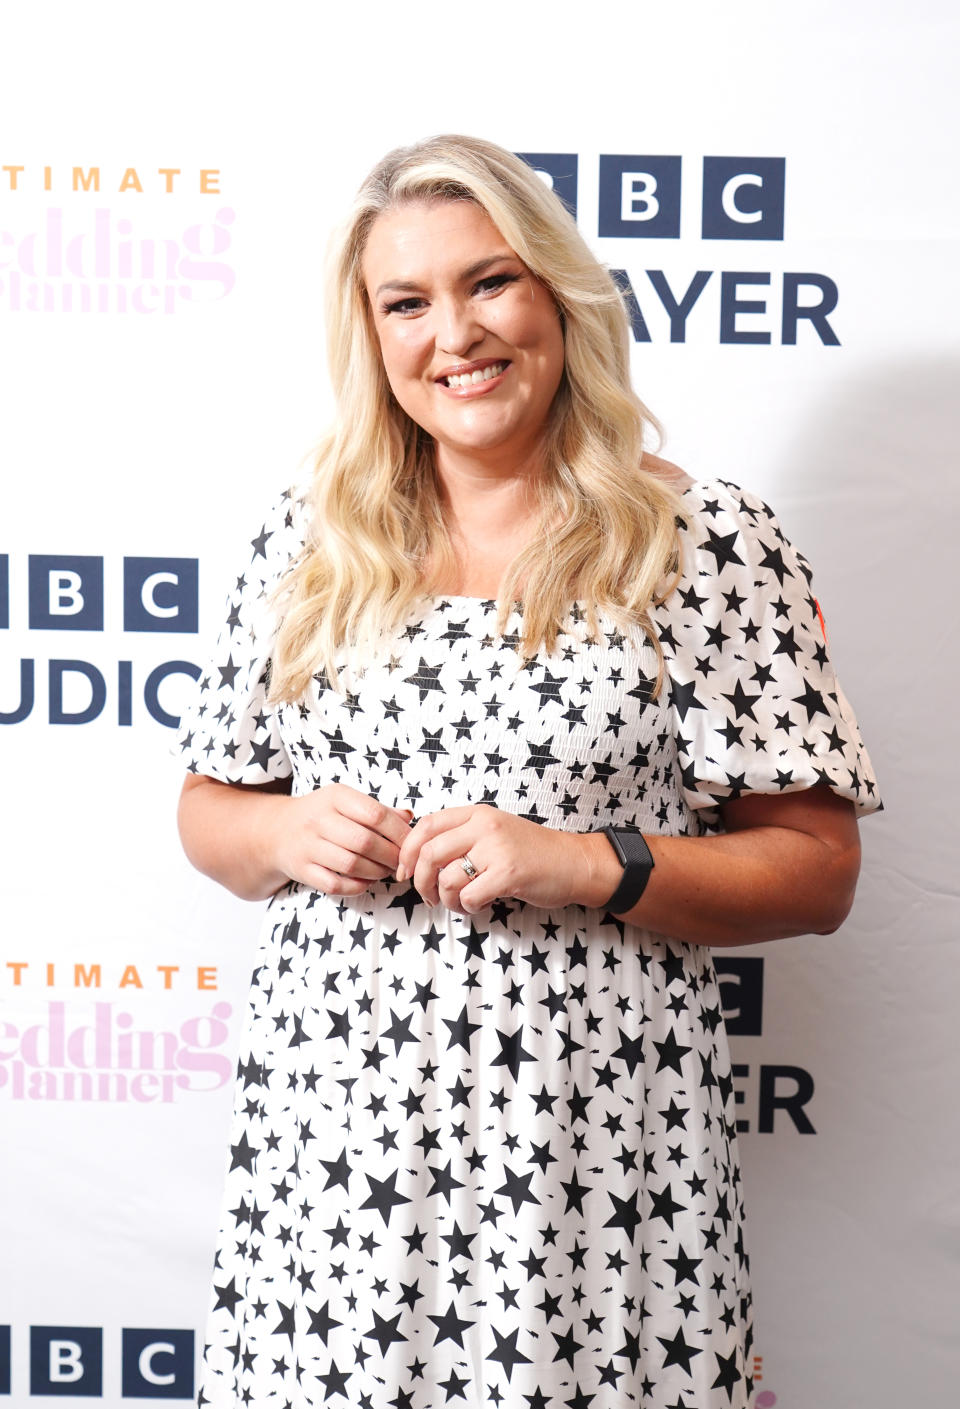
[459,853,479,879]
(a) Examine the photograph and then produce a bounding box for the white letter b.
[48,570,84,616]
[49,1340,84,1383]
[620,173,659,221]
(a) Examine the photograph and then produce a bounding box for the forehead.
[361,200,516,285]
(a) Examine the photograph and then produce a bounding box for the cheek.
[540,318,566,371]
[378,323,430,382]
[500,298,564,361]
[519,315,566,395]
[376,335,432,421]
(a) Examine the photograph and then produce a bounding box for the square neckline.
[420,479,709,604]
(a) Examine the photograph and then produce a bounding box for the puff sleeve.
[651,479,881,828]
[172,486,307,786]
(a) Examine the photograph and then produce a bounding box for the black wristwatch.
[599,826,655,913]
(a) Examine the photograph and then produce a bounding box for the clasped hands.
[274,784,617,914]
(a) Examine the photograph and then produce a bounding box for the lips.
[436,359,510,388]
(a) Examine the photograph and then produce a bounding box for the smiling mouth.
[438,361,509,388]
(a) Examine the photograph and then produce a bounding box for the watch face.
[603,827,628,866]
[607,828,654,872]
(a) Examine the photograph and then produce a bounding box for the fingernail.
[395,864,407,882]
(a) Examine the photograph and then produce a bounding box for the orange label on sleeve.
[814,598,828,644]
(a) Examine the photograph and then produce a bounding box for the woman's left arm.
[577,785,861,945]
[396,784,861,946]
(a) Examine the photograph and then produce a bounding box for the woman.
[176,134,879,1409]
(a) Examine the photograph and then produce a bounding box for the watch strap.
[600,826,655,913]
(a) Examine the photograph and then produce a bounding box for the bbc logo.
[0,555,199,632]
[519,153,786,240]
[0,1325,194,1398]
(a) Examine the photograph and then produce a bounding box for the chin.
[437,415,534,456]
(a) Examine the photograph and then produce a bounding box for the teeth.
[445,362,505,388]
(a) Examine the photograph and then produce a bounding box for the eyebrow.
[373,252,520,300]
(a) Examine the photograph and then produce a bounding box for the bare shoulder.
[640,452,695,493]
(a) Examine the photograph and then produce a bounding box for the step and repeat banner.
[1,4,957,1406]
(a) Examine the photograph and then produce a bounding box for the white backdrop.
[1,2,957,1404]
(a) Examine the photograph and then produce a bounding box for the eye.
[383,296,426,316]
[473,272,521,297]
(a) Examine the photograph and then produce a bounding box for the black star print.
[438,1366,470,1400]
[603,1187,644,1244]
[648,1183,686,1230]
[495,1164,541,1215]
[363,1309,407,1355]
[610,1027,645,1076]
[487,1324,533,1381]
[711,1348,744,1402]
[793,678,828,721]
[213,1275,243,1315]
[665,1243,702,1287]
[404,658,445,702]
[305,1301,341,1343]
[653,1027,692,1075]
[699,527,745,573]
[550,1323,583,1369]
[359,1170,411,1227]
[492,1025,538,1081]
[670,678,707,722]
[427,1159,465,1204]
[428,1300,474,1348]
[229,1130,257,1174]
[380,1008,419,1055]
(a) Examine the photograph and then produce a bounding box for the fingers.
[279,786,416,895]
[328,814,403,875]
[333,785,414,851]
[409,824,479,906]
[396,807,476,882]
[296,864,374,897]
[309,836,397,881]
[392,804,541,914]
[313,786,414,869]
[437,859,491,915]
[450,873,495,915]
[400,811,502,909]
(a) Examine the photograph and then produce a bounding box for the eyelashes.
[382,296,426,315]
[475,272,521,295]
[382,271,522,317]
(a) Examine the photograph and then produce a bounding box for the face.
[361,200,565,472]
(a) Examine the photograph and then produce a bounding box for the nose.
[434,295,483,358]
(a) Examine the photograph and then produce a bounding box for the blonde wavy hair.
[269,134,684,701]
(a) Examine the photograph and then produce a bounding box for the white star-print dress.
[175,478,880,1409]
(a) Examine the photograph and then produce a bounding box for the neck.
[420,444,548,597]
[433,441,545,544]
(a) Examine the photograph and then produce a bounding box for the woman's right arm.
[177,775,413,902]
